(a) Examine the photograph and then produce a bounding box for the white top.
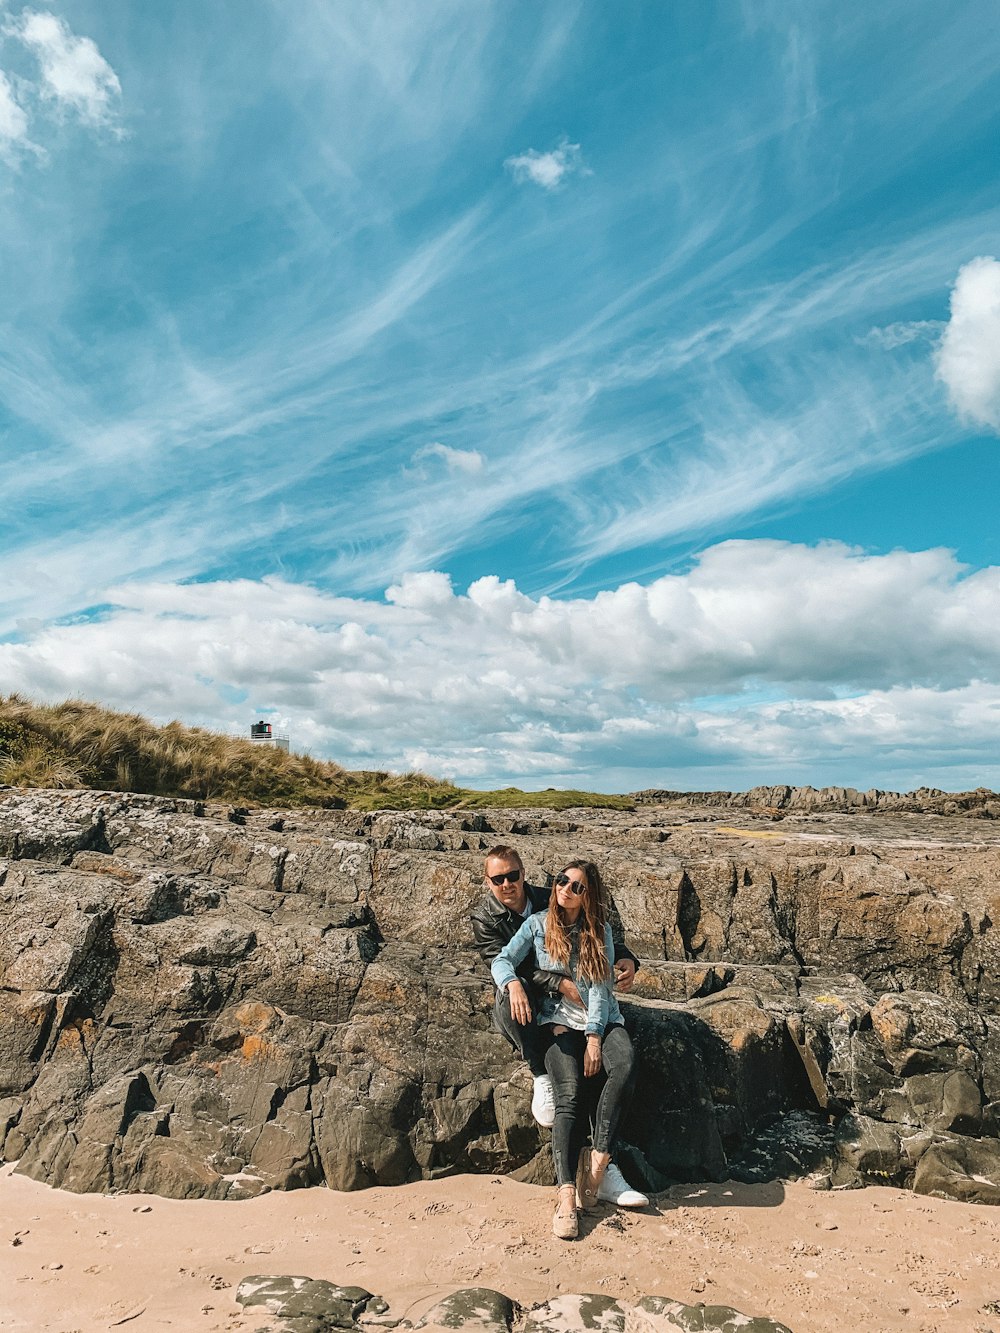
[540,994,589,1031]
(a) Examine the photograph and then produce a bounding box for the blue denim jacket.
[490,911,621,1036]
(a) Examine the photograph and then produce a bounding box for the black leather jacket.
[469,882,639,997]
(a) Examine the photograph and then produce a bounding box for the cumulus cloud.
[505,138,587,190]
[410,442,486,474]
[935,256,1000,429]
[3,541,1000,790]
[702,681,1000,787]
[6,8,122,130]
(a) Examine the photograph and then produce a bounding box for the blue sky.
[2,1,1000,792]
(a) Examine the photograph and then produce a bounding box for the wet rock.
[634,1295,793,1331]
[523,1293,626,1332]
[235,1275,386,1331]
[729,1110,835,1184]
[229,1281,792,1333]
[415,1287,515,1331]
[912,1134,1000,1204]
[522,1293,793,1333]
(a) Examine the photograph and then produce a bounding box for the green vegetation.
[449,786,632,810]
[0,696,632,812]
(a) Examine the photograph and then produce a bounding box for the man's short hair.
[485,844,523,866]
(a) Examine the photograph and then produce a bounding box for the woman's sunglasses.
[554,872,587,895]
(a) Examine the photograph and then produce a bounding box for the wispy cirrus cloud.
[411,442,485,475]
[861,320,942,350]
[3,1,1000,802]
[0,189,989,623]
[0,68,29,158]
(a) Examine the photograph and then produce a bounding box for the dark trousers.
[544,1023,634,1187]
[492,984,551,1077]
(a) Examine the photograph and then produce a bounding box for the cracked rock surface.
[3,787,1000,1203]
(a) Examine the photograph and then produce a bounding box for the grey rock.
[229,1281,791,1333]
[235,1275,386,1331]
[522,1293,793,1333]
[415,1287,514,1331]
[912,1134,1000,1204]
[831,1113,905,1188]
[5,787,1000,1205]
[0,790,111,862]
[523,1293,626,1332]
[634,1295,793,1331]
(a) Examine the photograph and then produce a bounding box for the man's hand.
[558,977,583,1007]
[506,979,532,1026]
[584,1034,602,1077]
[614,959,636,993]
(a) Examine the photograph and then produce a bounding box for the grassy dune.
[0,696,631,812]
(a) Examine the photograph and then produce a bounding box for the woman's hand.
[584,1034,602,1077]
[506,979,532,1026]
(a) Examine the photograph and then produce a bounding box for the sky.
[2,1,1000,794]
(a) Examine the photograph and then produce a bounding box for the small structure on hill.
[249,720,289,753]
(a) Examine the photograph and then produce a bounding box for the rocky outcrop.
[234,1277,793,1331]
[3,787,1000,1203]
[633,783,1000,819]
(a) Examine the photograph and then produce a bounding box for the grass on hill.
[0,696,632,812]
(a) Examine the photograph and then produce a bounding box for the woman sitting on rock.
[490,859,635,1239]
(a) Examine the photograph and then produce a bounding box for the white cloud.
[3,540,1000,791]
[862,320,942,350]
[10,9,121,129]
[935,256,1000,430]
[411,442,486,474]
[702,680,1000,787]
[0,68,29,158]
[505,138,587,190]
[384,569,456,610]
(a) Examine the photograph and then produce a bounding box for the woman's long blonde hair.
[544,859,612,984]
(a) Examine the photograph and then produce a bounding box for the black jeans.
[492,983,551,1077]
[543,1023,634,1187]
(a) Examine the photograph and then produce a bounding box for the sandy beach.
[2,1163,1000,1332]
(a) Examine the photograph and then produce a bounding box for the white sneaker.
[597,1161,649,1208]
[531,1074,555,1127]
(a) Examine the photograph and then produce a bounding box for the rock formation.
[2,786,1000,1204]
[233,1275,793,1331]
[634,783,1000,818]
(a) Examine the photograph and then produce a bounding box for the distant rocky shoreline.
[633,783,1000,817]
[2,785,1000,1208]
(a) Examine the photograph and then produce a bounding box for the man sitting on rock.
[469,843,649,1208]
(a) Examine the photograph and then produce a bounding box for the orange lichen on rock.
[240,1033,281,1063]
[231,1000,277,1034]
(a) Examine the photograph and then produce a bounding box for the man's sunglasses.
[554,872,587,895]
[489,869,523,887]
